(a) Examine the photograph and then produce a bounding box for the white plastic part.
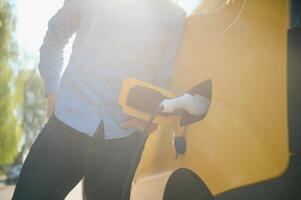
[160,93,210,116]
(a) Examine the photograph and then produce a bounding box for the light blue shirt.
[38,0,186,139]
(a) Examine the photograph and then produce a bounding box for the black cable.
[120,107,163,200]
[143,107,163,136]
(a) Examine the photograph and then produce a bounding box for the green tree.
[0,0,22,165]
[15,69,46,163]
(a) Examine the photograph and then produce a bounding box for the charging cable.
[120,93,210,199]
[120,107,163,200]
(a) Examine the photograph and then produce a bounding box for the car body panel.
[129,0,289,198]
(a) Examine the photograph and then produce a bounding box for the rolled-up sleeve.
[38,0,81,96]
[154,17,186,89]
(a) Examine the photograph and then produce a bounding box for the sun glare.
[17,0,202,70]
[176,0,204,15]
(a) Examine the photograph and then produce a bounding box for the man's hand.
[121,118,158,133]
[46,93,56,118]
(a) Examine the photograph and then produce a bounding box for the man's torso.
[54,0,186,138]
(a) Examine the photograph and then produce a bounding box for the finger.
[148,123,158,133]
[121,119,136,129]
[47,107,53,118]
[138,123,158,133]
[121,122,131,129]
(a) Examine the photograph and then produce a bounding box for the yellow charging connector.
[119,78,179,126]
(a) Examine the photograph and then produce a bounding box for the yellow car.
[119,0,301,199]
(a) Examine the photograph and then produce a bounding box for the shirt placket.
[100,43,119,109]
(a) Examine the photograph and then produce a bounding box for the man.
[13,0,186,199]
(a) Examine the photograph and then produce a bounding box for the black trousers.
[12,115,143,200]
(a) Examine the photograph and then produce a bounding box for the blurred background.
[0,0,67,198]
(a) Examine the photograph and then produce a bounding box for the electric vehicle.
[118,0,301,199]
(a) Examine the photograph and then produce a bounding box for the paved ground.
[0,185,15,200]
[0,181,83,200]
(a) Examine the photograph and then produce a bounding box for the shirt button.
[101,105,106,109]
[111,63,116,68]
[105,85,109,89]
